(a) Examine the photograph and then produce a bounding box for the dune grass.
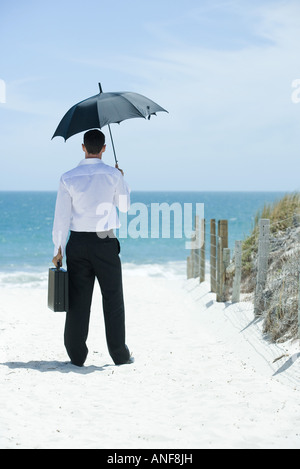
[241,192,300,286]
[240,192,300,342]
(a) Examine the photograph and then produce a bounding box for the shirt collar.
[78,158,104,166]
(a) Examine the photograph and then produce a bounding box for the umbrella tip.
[98,83,103,93]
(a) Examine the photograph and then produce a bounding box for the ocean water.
[0,191,286,286]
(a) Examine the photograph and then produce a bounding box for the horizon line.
[0,189,295,193]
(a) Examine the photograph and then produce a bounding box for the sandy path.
[0,271,300,449]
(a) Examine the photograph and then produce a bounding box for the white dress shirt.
[52,158,131,256]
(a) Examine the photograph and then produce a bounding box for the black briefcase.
[48,262,69,312]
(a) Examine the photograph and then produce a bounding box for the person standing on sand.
[51,129,132,367]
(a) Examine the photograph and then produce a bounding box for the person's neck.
[85,154,102,159]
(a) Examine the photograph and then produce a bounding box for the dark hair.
[83,129,105,154]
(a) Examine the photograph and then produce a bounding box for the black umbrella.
[52,83,168,164]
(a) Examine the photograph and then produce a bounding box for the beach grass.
[240,192,300,342]
[241,192,300,281]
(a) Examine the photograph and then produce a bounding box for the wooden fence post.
[232,240,242,303]
[217,220,228,302]
[254,219,270,317]
[210,219,217,292]
[194,215,200,278]
[217,236,223,302]
[298,267,300,340]
[190,231,196,278]
[187,256,192,279]
[223,247,231,302]
[200,218,206,283]
[218,220,228,250]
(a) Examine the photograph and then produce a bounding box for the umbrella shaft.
[108,124,118,165]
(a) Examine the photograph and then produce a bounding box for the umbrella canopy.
[52,83,168,163]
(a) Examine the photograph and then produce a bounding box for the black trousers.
[65,231,130,366]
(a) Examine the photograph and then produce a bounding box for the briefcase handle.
[56,261,61,271]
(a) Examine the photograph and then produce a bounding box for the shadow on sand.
[272,353,300,377]
[1,360,113,374]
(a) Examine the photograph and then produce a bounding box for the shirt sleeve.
[52,177,72,257]
[113,173,131,213]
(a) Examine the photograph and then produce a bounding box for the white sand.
[1,263,300,449]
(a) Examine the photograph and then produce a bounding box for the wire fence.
[187,214,300,343]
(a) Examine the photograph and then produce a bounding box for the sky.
[0,0,300,191]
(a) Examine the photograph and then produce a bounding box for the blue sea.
[0,191,286,287]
